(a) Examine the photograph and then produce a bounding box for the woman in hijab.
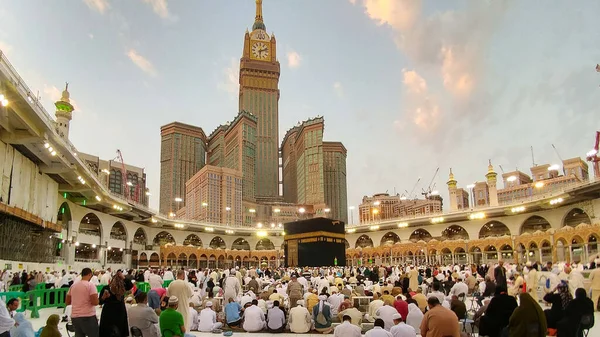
[10,313,35,337]
[312,294,333,334]
[406,302,423,333]
[557,288,595,337]
[543,281,572,329]
[479,285,518,337]
[508,292,547,337]
[99,270,131,337]
[40,314,61,337]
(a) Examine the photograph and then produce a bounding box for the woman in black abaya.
[99,270,132,337]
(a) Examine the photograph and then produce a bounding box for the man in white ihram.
[223,270,241,302]
[198,301,222,332]
[163,268,175,281]
[334,314,362,337]
[243,300,266,332]
[168,270,193,331]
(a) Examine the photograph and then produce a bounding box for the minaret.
[54,83,74,139]
[447,168,458,211]
[486,159,499,206]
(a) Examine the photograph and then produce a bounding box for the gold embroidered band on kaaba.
[284,231,346,241]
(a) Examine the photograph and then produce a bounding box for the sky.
[1,0,599,214]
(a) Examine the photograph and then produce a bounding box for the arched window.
[109,169,122,194]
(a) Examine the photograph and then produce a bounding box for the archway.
[500,244,513,261]
[209,236,226,249]
[79,213,102,238]
[183,234,203,247]
[541,240,552,262]
[256,238,275,250]
[484,245,498,261]
[344,239,350,249]
[380,232,400,246]
[479,221,511,238]
[177,253,187,268]
[441,248,452,265]
[110,222,127,241]
[563,208,592,228]
[153,231,175,246]
[133,228,147,245]
[167,253,177,266]
[520,216,551,234]
[441,225,469,240]
[189,253,198,269]
[57,202,72,230]
[571,236,585,263]
[355,235,374,248]
[454,247,467,264]
[149,253,159,266]
[138,252,148,267]
[409,229,432,242]
[470,246,482,265]
[231,238,250,250]
[588,235,598,257]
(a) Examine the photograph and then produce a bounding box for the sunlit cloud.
[83,0,110,14]
[126,49,158,77]
[218,58,240,100]
[142,0,177,21]
[287,51,302,69]
[333,82,344,98]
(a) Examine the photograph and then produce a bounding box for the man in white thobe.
[289,300,312,333]
[163,268,174,281]
[168,270,193,331]
[334,315,362,337]
[223,270,241,302]
[242,300,266,332]
[149,271,164,290]
[198,302,222,332]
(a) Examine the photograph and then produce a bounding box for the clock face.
[252,42,269,60]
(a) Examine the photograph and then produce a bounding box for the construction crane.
[407,177,421,200]
[421,167,440,198]
[115,150,129,199]
[586,131,600,179]
[551,144,565,175]
[498,165,506,174]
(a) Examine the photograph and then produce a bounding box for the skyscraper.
[323,141,348,223]
[159,122,207,214]
[239,0,280,198]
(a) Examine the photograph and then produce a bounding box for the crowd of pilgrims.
[0,259,599,337]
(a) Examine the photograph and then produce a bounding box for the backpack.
[316,310,327,325]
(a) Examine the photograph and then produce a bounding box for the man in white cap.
[159,296,188,337]
[223,270,241,303]
[242,299,266,332]
[390,312,416,337]
[198,301,222,332]
[288,300,312,333]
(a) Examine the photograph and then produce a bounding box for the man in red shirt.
[66,268,99,337]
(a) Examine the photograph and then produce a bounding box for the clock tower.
[239,0,281,199]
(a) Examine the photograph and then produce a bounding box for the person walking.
[66,268,99,337]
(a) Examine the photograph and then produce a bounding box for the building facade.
[185,165,243,225]
[159,122,207,215]
[239,0,280,199]
[323,141,348,223]
[359,193,442,223]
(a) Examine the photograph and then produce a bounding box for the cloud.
[126,49,157,77]
[349,0,357,4]
[333,82,344,97]
[218,58,240,100]
[43,84,81,112]
[358,0,511,148]
[287,51,302,69]
[142,0,177,21]
[88,33,94,40]
[83,0,110,14]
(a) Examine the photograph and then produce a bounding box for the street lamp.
[174,197,183,202]
[324,208,331,213]
[298,207,306,214]
[466,184,476,209]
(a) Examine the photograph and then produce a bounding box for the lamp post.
[225,206,231,226]
[466,184,475,209]
[174,197,183,215]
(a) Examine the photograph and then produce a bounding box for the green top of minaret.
[55,82,73,112]
[252,0,266,31]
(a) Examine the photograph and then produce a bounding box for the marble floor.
[24,306,600,337]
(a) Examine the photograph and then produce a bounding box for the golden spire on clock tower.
[253,0,266,31]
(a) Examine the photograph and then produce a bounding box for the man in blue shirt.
[224,298,243,327]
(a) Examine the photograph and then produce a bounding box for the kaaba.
[284,217,346,267]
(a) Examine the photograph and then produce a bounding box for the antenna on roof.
[531,146,536,167]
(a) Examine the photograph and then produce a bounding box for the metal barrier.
[35,283,46,290]
[8,285,23,292]
[136,282,150,293]
[0,291,27,312]
[28,288,69,318]
[163,280,173,288]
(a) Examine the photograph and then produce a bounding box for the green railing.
[163,280,173,288]
[28,288,68,318]
[8,284,23,292]
[35,283,46,290]
[136,282,150,293]
[0,291,27,312]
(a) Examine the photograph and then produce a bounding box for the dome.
[253,22,266,31]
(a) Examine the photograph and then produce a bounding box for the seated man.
[198,301,222,332]
[224,298,243,327]
[159,296,192,337]
[450,295,466,319]
[242,299,266,332]
[289,300,312,334]
[267,300,286,333]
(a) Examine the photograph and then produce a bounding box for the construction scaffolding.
[0,213,58,263]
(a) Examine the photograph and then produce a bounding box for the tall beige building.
[239,0,280,198]
[185,165,243,225]
[358,193,442,223]
[159,122,207,214]
[323,141,348,223]
[281,117,348,223]
[208,111,257,202]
